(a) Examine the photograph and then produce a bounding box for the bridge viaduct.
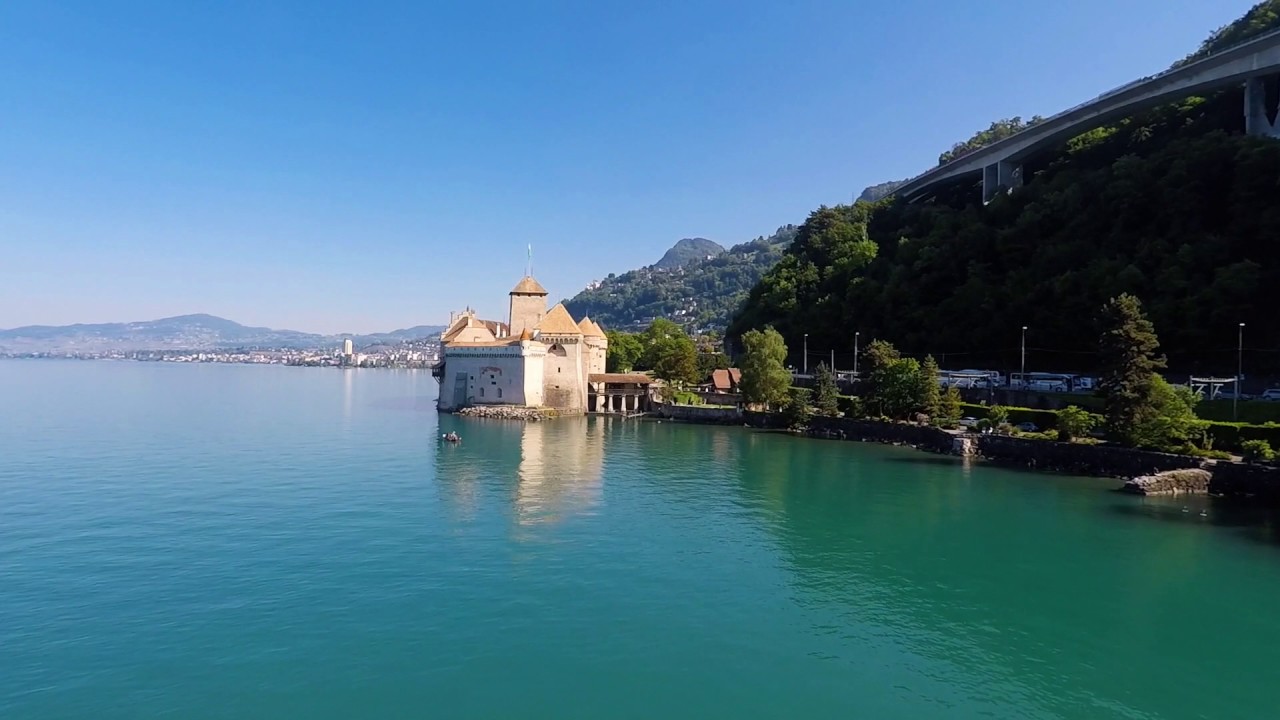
[894,29,1280,204]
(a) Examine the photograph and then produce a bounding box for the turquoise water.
[4,361,1280,719]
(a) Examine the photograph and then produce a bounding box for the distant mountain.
[653,237,726,270]
[563,225,797,332]
[0,314,445,353]
[857,179,908,203]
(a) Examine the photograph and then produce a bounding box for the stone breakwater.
[453,406,561,421]
[1121,469,1213,495]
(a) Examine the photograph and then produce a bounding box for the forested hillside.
[729,1,1280,375]
[564,226,797,331]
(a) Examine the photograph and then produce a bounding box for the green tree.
[635,319,700,387]
[606,330,644,372]
[918,355,942,419]
[783,387,813,429]
[812,362,839,416]
[1131,376,1202,450]
[871,358,921,419]
[1057,405,1102,442]
[650,335,700,387]
[941,386,963,425]
[739,326,792,408]
[641,318,685,367]
[1098,294,1167,446]
[988,405,1010,427]
[861,339,901,377]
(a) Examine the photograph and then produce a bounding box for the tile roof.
[442,314,501,344]
[536,303,583,335]
[577,316,606,338]
[589,373,654,384]
[510,276,548,295]
[710,368,743,391]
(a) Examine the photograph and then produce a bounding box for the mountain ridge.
[0,314,445,353]
[564,225,798,332]
[653,237,726,270]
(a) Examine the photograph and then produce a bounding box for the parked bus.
[1010,372,1072,392]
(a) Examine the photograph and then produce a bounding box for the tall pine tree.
[1098,294,1167,446]
[918,355,942,420]
[813,362,839,416]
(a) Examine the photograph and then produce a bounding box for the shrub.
[1241,439,1275,464]
[1057,405,1103,442]
[783,388,813,429]
[837,395,864,418]
[670,390,704,406]
[988,405,1010,426]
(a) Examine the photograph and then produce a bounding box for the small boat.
[441,432,461,443]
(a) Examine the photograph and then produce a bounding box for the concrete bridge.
[895,29,1280,204]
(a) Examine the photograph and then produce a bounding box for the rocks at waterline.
[453,405,561,421]
[1121,469,1212,495]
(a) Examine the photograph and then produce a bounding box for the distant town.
[1,337,442,369]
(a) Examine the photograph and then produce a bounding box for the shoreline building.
[432,275,610,413]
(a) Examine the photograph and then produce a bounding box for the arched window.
[549,343,567,357]
[479,387,485,398]
[497,388,503,399]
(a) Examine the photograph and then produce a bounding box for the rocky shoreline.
[452,405,562,421]
[656,405,1280,504]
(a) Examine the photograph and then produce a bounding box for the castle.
[433,275,609,413]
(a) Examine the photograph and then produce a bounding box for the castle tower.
[509,275,548,336]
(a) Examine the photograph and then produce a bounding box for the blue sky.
[0,0,1254,333]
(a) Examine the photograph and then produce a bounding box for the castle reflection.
[433,416,605,529]
[513,418,604,526]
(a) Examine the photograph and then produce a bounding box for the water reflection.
[342,367,354,422]
[1108,495,1280,546]
[514,418,604,526]
[721,433,1280,718]
[433,416,604,529]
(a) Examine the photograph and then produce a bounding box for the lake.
[3,360,1279,719]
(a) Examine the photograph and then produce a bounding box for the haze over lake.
[3,360,1279,719]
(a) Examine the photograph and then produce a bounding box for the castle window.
[497,388,503,399]
[480,387,485,398]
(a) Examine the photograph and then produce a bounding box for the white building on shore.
[432,274,607,413]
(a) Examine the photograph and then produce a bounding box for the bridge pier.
[982,160,1023,204]
[1245,76,1280,138]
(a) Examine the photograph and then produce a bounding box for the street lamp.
[1020,326,1028,389]
[803,333,809,374]
[854,332,860,377]
[1237,322,1245,421]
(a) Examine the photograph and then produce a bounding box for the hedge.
[959,403,1060,429]
[848,397,1280,451]
[965,404,1280,451]
[1202,421,1280,451]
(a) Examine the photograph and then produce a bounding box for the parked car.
[1260,389,1280,402]
[1015,422,1039,433]
[959,417,980,429]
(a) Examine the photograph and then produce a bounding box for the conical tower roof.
[510,276,548,295]
[577,316,606,338]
